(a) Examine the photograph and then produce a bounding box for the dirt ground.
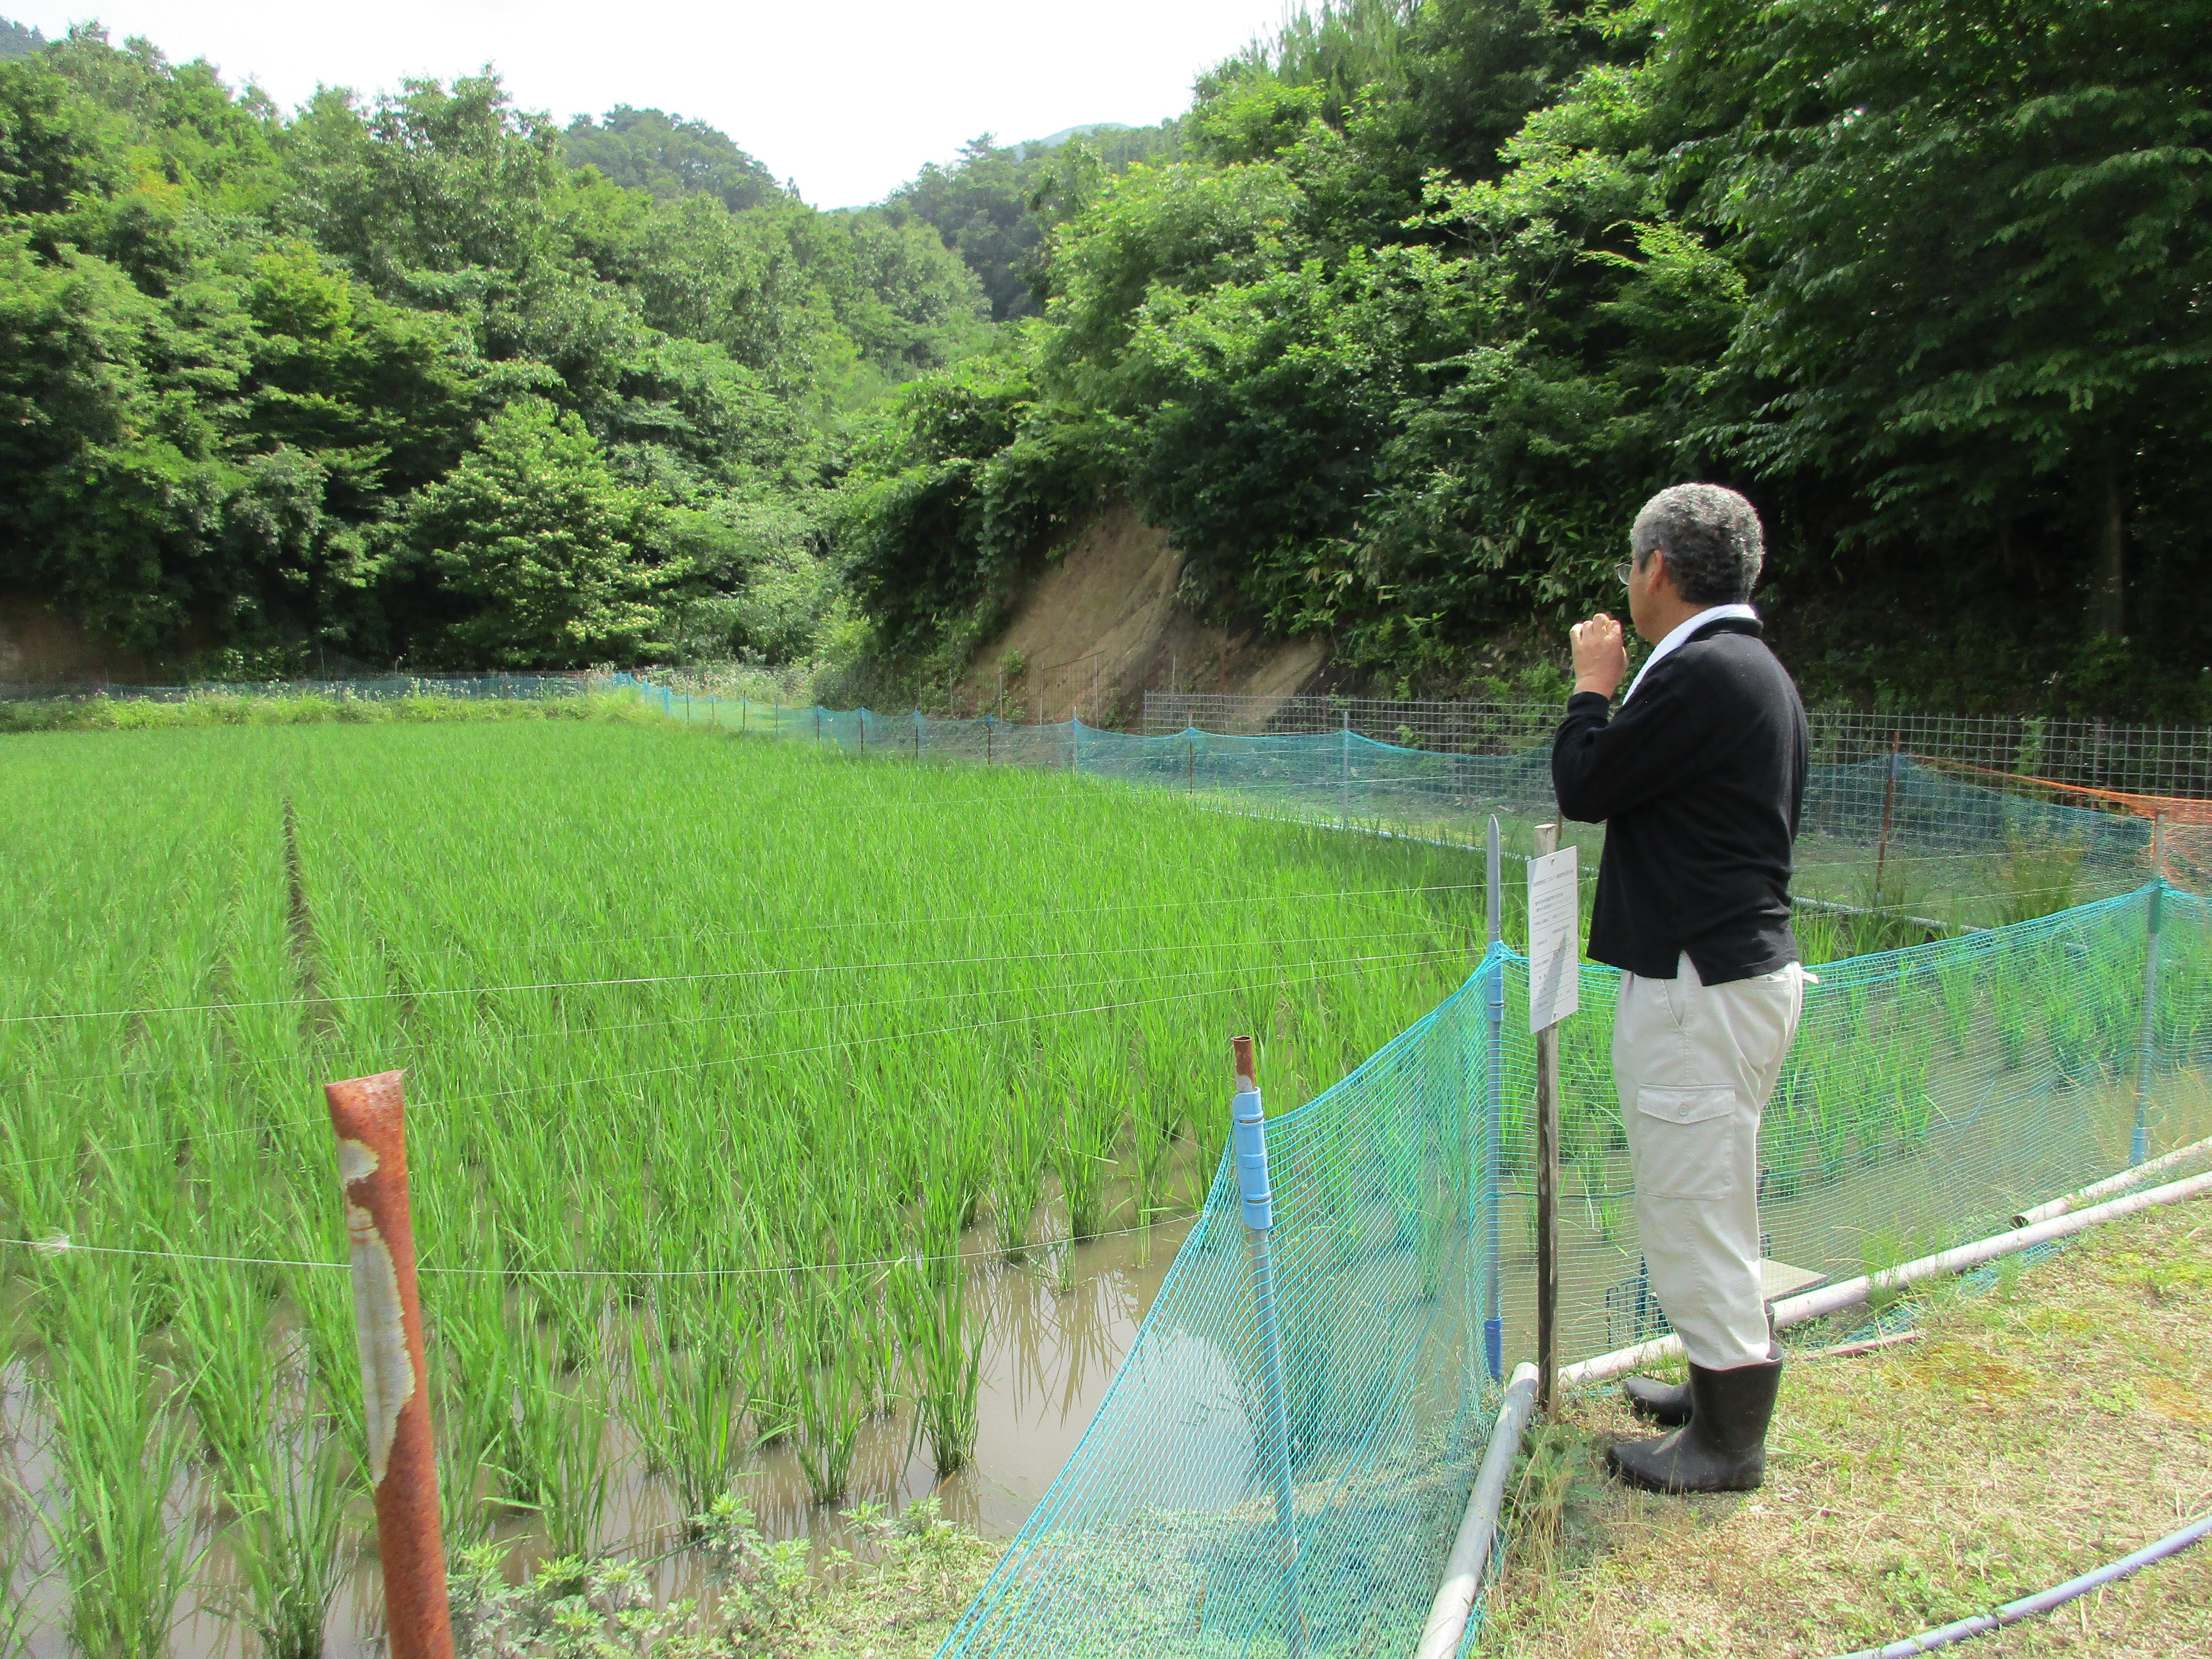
[1477,1198,2212,1658]
[957,506,1326,725]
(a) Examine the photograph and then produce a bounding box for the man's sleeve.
[1551,681,1699,823]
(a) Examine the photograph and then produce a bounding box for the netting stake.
[2132,817,2166,1165]
[1482,815,1504,1381]
[1340,711,1351,830]
[1230,1035,1305,1656]
[325,1071,453,1659]
[984,716,992,766]
[1532,822,1561,1416]
[914,708,921,760]
[1872,729,1902,907]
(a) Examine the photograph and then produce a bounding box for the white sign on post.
[1526,846,1580,1033]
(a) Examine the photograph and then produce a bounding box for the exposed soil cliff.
[957,507,1328,728]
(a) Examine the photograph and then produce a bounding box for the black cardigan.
[1551,616,1807,984]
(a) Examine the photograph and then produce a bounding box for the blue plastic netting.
[618,684,2211,1658]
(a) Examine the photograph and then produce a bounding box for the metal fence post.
[1531,823,1561,1416]
[1482,815,1504,1381]
[2133,815,2166,1165]
[1230,1035,1304,1657]
[325,1071,453,1659]
[1872,729,1902,906]
[1340,712,1351,829]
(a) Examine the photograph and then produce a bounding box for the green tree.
[563,105,782,214]
[399,400,670,666]
[1667,0,2212,642]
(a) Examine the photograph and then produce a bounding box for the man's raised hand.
[1571,613,1629,699]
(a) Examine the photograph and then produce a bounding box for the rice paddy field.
[5,701,2208,1658]
[0,714,1492,1655]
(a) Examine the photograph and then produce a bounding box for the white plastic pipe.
[2012,1132,2212,1227]
[1414,1362,1539,1659]
[1558,1168,2212,1389]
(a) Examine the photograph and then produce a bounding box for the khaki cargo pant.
[1613,953,1805,1371]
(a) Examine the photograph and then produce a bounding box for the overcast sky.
[11,3,1287,207]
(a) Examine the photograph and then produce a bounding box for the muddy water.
[23,1061,2209,1658]
[18,1213,1197,1659]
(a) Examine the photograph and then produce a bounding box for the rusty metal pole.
[2132,813,2166,1166]
[325,1071,453,1659]
[1872,730,1902,908]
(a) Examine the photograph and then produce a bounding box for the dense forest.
[0,24,991,672]
[1,5,2208,714]
[845,0,2212,716]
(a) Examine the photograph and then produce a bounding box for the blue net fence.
[620,680,2189,931]
[614,679,2212,1657]
[924,888,2212,1659]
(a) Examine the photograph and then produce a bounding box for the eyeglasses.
[1613,561,1635,586]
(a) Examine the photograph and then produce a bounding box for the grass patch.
[0,689,650,733]
[1477,1200,2212,1656]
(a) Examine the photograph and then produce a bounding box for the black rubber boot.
[1621,1374,1692,1427]
[1606,1358,1782,1494]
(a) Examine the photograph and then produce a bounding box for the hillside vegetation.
[0,25,988,672]
[840,0,2212,717]
[1,5,2207,716]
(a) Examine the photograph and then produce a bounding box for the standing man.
[1551,483,1808,1495]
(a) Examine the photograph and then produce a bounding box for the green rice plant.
[0,1369,43,1659]
[1990,972,2034,1070]
[787,1278,869,1506]
[627,1289,752,1528]
[36,1258,202,1659]
[890,1250,984,1477]
[1050,1093,1117,1244]
[211,1401,355,1659]
[170,1261,355,1657]
[1932,953,1980,1053]
[504,1319,613,1559]
[1995,833,2087,927]
[992,1079,1048,1255]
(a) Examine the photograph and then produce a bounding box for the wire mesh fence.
[1143,692,2212,801]
[650,681,2191,931]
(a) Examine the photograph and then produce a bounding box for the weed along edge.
[1474,1197,2212,1658]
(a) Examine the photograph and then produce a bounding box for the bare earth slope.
[958,507,1327,725]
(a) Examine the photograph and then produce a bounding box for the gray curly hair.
[1630,483,1765,606]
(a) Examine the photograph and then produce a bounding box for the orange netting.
[1915,755,2212,825]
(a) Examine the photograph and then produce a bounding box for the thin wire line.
[6,924,1471,1091]
[378,942,1471,1115]
[0,944,1474,1172]
[0,884,1488,1026]
[1,1208,1206,1281]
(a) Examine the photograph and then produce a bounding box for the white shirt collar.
[1619,603,1759,705]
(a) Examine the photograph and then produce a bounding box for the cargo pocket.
[1633,1086,1740,1199]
